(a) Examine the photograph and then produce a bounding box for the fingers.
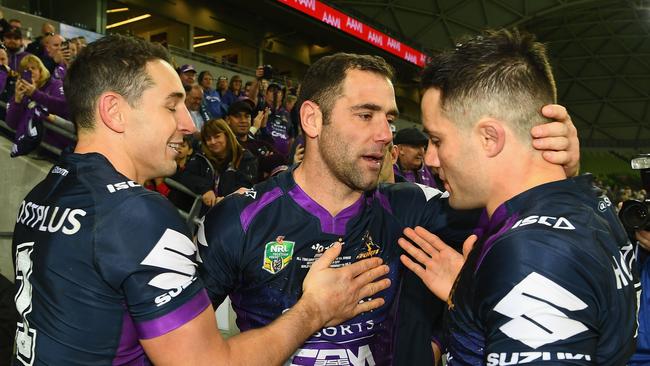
[540,150,570,166]
[351,297,385,316]
[462,235,478,259]
[398,237,433,267]
[637,230,650,251]
[357,277,391,299]
[352,264,389,290]
[531,135,568,151]
[399,254,426,278]
[345,256,384,277]
[310,242,342,270]
[540,104,568,124]
[411,226,450,253]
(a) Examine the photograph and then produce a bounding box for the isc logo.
[511,215,575,230]
[106,180,140,193]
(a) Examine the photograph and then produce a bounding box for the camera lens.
[619,200,649,230]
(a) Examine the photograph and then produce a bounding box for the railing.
[0,101,204,233]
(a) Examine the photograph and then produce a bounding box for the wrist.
[249,126,258,134]
[293,293,326,331]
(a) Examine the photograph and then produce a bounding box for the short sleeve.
[95,193,209,339]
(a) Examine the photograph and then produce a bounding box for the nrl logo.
[356,231,381,259]
[263,236,295,274]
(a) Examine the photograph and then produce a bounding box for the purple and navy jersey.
[12,152,209,365]
[263,108,294,157]
[198,169,462,366]
[445,175,638,365]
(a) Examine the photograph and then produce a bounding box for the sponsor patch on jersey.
[356,231,381,259]
[262,236,295,274]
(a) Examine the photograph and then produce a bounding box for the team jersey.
[12,152,209,365]
[198,168,469,366]
[445,175,639,365]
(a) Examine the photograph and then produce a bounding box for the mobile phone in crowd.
[21,69,32,84]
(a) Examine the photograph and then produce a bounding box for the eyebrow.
[166,92,185,101]
[350,103,400,117]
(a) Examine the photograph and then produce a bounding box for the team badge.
[356,231,381,259]
[263,236,295,274]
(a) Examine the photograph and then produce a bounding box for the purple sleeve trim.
[135,288,210,340]
[431,336,444,355]
[240,187,283,231]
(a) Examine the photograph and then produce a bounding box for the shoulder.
[376,182,448,212]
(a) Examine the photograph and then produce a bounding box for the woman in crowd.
[180,119,257,208]
[223,74,244,105]
[6,54,70,157]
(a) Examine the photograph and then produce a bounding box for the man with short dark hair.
[3,27,29,71]
[11,34,390,365]
[226,99,286,180]
[199,51,581,365]
[399,29,637,365]
[393,127,439,188]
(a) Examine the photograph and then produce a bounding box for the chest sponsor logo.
[486,352,592,365]
[291,345,375,366]
[511,215,575,230]
[493,272,588,349]
[356,231,380,260]
[263,236,295,274]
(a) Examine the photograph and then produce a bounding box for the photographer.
[6,54,70,156]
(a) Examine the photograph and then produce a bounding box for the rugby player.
[198,51,581,365]
[399,29,638,365]
[11,35,391,365]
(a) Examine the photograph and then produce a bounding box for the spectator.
[6,54,70,156]
[0,47,10,119]
[198,70,226,118]
[3,27,29,72]
[259,82,294,158]
[179,118,257,209]
[25,22,55,57]
[225,99,286,180]
[9,19,21,29]
[166,135,198,213]
[177,63,196,86]
[185,84,209,132]
[41,33,66,76]
[222,74,243,106]
[215,75,228,100]
[393,127,439,188]
[0,10,11,39]
[243,80,253,97]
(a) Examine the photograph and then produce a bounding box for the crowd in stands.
[0,9,470,216]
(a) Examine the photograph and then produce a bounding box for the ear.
[475,118,505,158]
[97,92,127,133]
[299,100,322,139]
[390,145,399,164]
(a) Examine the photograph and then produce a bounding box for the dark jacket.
[177,150,258,198]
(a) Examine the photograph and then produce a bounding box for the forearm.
[223,297,322,366]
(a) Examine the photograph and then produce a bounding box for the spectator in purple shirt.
[6,54,71,156]
[393,127,439,188]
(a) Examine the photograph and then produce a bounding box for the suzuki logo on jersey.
[356,231,380,259]
[140,229,198,306]
[511,215,575,230]
[493,272,588,349]
[262,236,294,274]
[106,180,140,193]
[293,345,375,366]
[16,201,86,235]
[486,352,592,365]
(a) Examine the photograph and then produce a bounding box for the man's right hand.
[301,243,390,327]
[637,230,650,251]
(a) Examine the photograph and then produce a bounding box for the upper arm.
[140,306,227,366]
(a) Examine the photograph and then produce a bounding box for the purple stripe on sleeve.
[240,187,283,231]
[288,184,364,236]
[474,204,520,272]
[135,289,210,340]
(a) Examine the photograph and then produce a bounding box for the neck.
[75,132,144,183]
[237,134,248,142]
[293,155,363,217]
[486,151,566,218]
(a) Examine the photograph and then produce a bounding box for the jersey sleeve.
[475,230,603,364]
[196,195,246,306]
[95,193,209,339]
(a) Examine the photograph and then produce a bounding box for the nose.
[376,116,393,144]
[177,104,196,135]
[424,140,440,168]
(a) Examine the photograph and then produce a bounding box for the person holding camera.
[6,54,70,156]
